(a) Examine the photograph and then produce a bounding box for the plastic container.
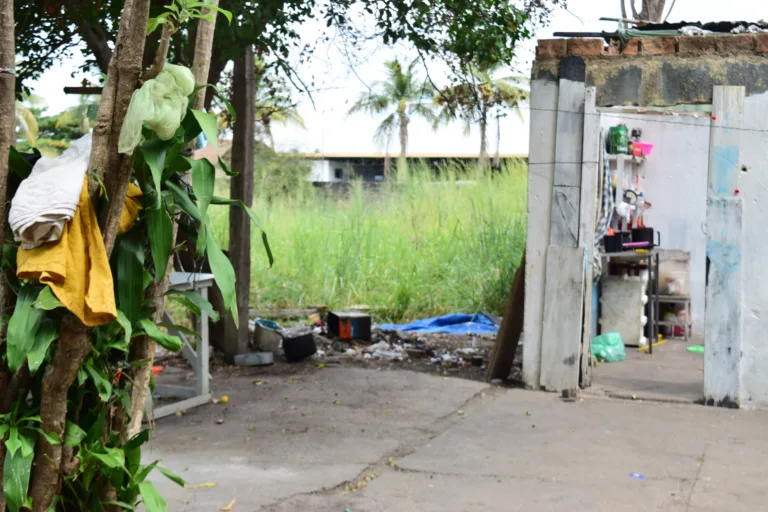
[634,142,654,156]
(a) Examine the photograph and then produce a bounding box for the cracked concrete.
[147,366,768,511]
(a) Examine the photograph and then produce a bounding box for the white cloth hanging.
[10,133,92,249]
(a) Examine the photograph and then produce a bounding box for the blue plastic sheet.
[378,314,498,335]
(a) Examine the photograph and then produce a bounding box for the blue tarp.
[378,314,498,335]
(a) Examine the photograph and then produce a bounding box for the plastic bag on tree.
[118,64,196,154]
[591,332,626,362]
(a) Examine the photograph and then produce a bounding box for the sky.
[26,0,768,157]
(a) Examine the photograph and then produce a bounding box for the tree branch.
[142,22,173,81]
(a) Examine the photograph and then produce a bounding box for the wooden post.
[486,252,525,381]
[578,87,599,388]
[539,57,587,392]
[223,45,255,358]
[522,75,559,390]
[704,85,745,407]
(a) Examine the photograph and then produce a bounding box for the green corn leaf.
[189,109,219,150]
[138,319,182,352]
[34,286,64,310]
[188,157,214,222]
[3,441,33,512]
[115,230,145,326]
[209,197,273,267]
[27,319,58,375]
[217,155,236,176]
[91,446,125,469]
[135,460,159,485]
[85,363,113,403]
[140,139,167,209]
[147,206,173,283]
[63,421,87,447]
[158,322,201,339]
[7,283,44,374]
[166,181,201,222]
[116,310,133,346]
[5,427,20,458]
[165,289,220,322]
[205,230,238,326]
[156,465,186,487]
[139,481,166,512]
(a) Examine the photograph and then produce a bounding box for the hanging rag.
[118,64,196,154]
[17,179,143,327]
[9,133,92,249]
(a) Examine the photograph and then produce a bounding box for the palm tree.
[348,58,436,168]
[53,95,99,135]
[435,67,528,167]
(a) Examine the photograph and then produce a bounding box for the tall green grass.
[209,160,527,323]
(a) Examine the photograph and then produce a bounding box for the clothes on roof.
[16,179,142,327]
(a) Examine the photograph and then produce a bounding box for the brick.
[604,45,619,56]
[536,39,567,58]
[567,38,604,56]
[757,33,768,53]
[640,37,677,55]
[715,34,755,53]
[621,38,641,55]
[678,36,718,54]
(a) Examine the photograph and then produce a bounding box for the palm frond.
[374,113,397,148]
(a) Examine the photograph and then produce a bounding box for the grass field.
[209,160,527,323]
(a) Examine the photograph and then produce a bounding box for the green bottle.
[608,125,629,154]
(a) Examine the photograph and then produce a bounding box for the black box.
[327,311,372,341]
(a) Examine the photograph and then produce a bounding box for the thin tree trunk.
[222,45,255,360]
[30,1,153,508]
[479,104,489,168]
[0,0,14,348]
[493,113,501,169]
[639,0,666,21]
[398,111,408,160]
[123,0,220,442]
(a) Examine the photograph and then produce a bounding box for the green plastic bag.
[118,64,195,154]
[591,332,626,362]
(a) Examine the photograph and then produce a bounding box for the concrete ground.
[149,365,766,511]
[589,338,704,403]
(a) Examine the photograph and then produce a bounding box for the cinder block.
[621,38,641,55]
[567,38,604,57]
[715,34,755,53]
[756,34,768,53]
[678,36,718,54]
[537,39,567,59]
[641,37,677,55]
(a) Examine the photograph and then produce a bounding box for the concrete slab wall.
[736,91,768,409]
[598,112,711,336]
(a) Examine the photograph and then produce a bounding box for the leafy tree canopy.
[14,0,565,97]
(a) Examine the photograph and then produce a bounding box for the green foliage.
[349,58,436,154]
[210,160,527,322]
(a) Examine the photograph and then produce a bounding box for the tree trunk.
[0,0,15,327]
[221,45,255,360]
[30,1,153,508]
[398,110,408,160]
[639,0,666,22]
[479,104,489,168]
[493,113,501,170]
[123,0,220,442]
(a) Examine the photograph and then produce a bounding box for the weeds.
[209,159,527,322]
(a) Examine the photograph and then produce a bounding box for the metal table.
[147,271,215,420]
[599,250,660,354]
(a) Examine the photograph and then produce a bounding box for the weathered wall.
[737,91,768,409]
[534,35,768,108]
[598,112,710,336]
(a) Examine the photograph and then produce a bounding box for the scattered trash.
[317,363,325,369]
[591,332,626,362]
[490,379,503,386]
[185,482,217,489]
[283,332,317,362]
[686,345,705,354]
[629,473,645,479]
[234,352,274,367]
[220,396,229,404]
[215,419,224,425]
[328,311,372,341]
[220,498,236,511]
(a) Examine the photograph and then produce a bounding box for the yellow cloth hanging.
[17,179,143,327]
